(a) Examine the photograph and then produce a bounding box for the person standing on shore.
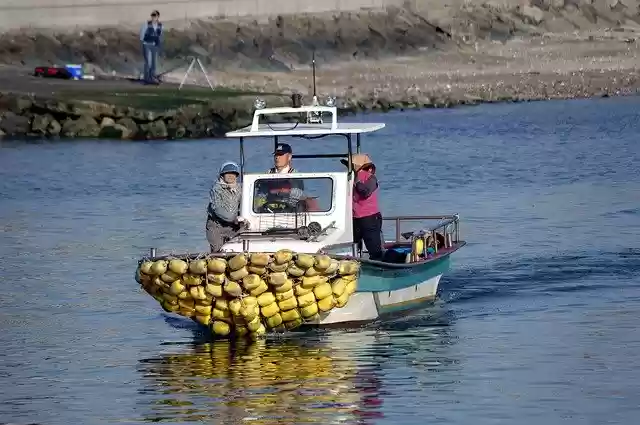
[140,10,163,85]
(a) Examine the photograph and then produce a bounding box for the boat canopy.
[224,105,385,138]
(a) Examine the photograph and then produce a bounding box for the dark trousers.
[353,212,384,261]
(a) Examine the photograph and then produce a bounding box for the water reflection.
[136,333,381,424]
[136,311,459,424]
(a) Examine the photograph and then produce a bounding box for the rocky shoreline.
[1,64,640,141]
[2,1,640,140]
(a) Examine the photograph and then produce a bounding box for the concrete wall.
[0,0,409,31]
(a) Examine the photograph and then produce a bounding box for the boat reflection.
[137,330,388,424]
[136,307,457,424]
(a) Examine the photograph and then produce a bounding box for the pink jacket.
[352,168,380,218]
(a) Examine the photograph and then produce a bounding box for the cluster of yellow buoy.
[136,251,359,339]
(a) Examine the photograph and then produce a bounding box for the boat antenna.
[312,49,317,98]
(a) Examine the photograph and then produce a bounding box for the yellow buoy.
[228,299,242,316]
[168,259,188,274]
[269,262,289,272]
[224,280,243,297]
[215,298,229,311]
[162,292,178,304]
[189,286,207,300]
[274,279,293,293]
[304,267,321,277]
[317,296,336,312]
[249,281,269,297]
[345,280,357,295]
[331,278,347,298]
[194,304,212,315]
[265,313,283,328]
[275,289,294,302]
[257,292,276,307]
[278,297,298,311]
[213,308,231,321]
[313,282,333,300]
[295,285,312,296]
[189,259,208,275]
[177,290,191,300]
[194,314,211,325]
[335,291,350,308]
[212,321,230,336]
[140,261,154,275]
[169,280,186,295]
[274,249,293,264]
[178,298,195,309]
[284,317,303,330]
[261,302,280,318]
[286,264,305,277]
[250,253,271,267]
[314,255,332,270]
[281,308,300,322]
[228,267,249,282]
[228,254,248,271]
[268,272,288,287]
[296,254,315,269]
[412,238,424,260]
[248,266,267,275]
[182,274,202,286]
[300,302,319,318]
[246,316,262,332]
[205,283,223,298]
[206,273,226,285]
[301,275,325,289]
[160,271,181,283]
[297,292,316,308]
[241,296,258,308]
[207,258,227,274]
[242,274,263,291]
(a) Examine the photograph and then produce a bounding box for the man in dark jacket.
[140,10,163,85]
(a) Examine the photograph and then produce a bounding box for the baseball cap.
[274,143,292,155]
[219,161,240,176]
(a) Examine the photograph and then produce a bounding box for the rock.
[0,112,31,135]
[520,6,546,25]
[116,117,139,137]
[69,101,115,118]
[31,114,53,134]
[100,117,116,128]
[61,115,100,137]
[47,119,62,136]
[0,128,5,137]
[128,109,156,122]
[7,96,33,114]
[167,121,186,139]
[140,120,168,139]
[99,124,132,139]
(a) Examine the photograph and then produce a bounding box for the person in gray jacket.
[206,161,243,252]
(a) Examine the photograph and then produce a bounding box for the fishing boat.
[137,55,465,335]
[210,96,465,328]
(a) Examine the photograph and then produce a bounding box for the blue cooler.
[65,64,84,80]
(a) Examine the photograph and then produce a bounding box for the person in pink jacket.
[341,154,384,260]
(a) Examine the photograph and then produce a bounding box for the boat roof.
[224,105,385,138]
[226,122,385,137]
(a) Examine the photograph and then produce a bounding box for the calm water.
[1,97,639,425]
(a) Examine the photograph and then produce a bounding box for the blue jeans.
[142,43,158,82]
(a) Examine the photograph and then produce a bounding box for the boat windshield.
[252,177,333,214]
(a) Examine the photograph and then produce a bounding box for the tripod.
[178,56,214,91]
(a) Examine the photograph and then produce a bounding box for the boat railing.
[383,214,460,254]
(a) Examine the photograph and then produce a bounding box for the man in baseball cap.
[268,143,297,174]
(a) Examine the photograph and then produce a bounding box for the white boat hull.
[304,273,443,326]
